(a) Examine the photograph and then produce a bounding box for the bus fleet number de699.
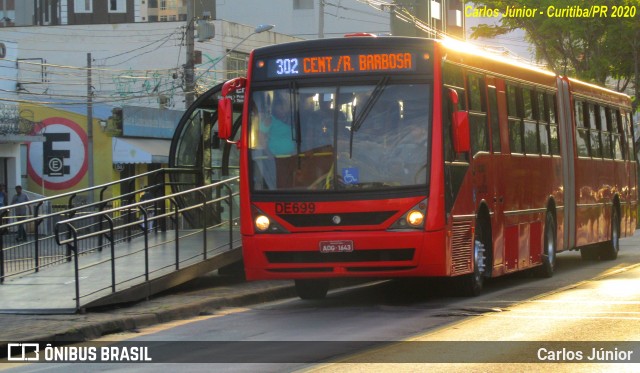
[275,202,316,214]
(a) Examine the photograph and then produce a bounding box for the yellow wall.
[21,104,121,200]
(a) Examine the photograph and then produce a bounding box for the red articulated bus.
[218,36,637,299]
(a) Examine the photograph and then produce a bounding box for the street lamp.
[225,24,274,54]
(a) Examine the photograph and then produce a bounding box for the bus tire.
[295,279,329,300]
[599,206,620,261]
[458,218,489,296]
[535,212,556,278]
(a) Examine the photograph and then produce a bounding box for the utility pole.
[185,0,195,107]
[318,0,324,38]
[87,53,94,202]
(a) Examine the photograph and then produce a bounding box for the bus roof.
[252,35,631,107]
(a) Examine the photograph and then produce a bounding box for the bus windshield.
[248,83,431,192]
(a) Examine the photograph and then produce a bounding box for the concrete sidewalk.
[0,273,296,343]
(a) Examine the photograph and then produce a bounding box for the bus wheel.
[599,207,620,261]
[295,279,329,300]
[459,221,487,296]
[535,212,556,278]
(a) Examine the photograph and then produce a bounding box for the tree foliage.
[469,0,640,111]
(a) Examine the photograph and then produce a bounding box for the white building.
[0,20,300,195]
[216,0,392,39]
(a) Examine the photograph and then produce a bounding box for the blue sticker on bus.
[342,168,359,184]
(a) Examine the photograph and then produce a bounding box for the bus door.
[622,110,637,235]
[485,76,505,270]
[556,76,576,250]
[492,78,509,272]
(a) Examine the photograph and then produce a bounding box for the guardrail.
[0,168,201,283]
[54,177,240,310]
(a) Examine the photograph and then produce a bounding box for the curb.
[8,284,297,344]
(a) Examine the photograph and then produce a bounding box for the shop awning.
[112,137,171,164]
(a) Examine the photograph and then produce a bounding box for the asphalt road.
[4,233,640,372]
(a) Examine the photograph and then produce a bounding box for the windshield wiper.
[290,82,303,168]
[349,77,389,158]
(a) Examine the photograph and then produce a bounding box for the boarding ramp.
[0,170,241,314]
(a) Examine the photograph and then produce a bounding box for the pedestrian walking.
[0,184,7,208]
[11,185,30,241]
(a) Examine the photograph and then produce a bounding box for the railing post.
[226,184,234,252]
[138,205,150,282]
[159,169,167,233]
[169,198,180,270]
[33,202,43,272]
[65,224,81,312]
[0,210,6,284]
[98,186,110,252]
[198,189,207,260]
[102,214,116,293]
[65,194,77,262]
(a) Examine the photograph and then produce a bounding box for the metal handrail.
[54,177,240,310]
[0,167,201,283]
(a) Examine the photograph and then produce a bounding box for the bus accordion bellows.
[217,36,637,300]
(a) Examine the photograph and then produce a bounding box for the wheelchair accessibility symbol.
[342,168,359,185]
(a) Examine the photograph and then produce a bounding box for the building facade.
[0,20,299,198]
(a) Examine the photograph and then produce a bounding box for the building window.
[160,0,167,10]
[109,0,127,13]
[74,0,93,13]
[149,0,158,7]
[294,0,314,10]
[226,51,249,79]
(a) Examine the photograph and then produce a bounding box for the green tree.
[469,0,640,111]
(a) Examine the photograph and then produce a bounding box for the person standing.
[11,185,30,241]
[0,184,7,208]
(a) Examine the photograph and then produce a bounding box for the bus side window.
[537,92,549,155]
[613,109,624,160]
[549,93,560,155]
[599,106,612,159]
[467,72,488,156]
[443,62,467,162]
[588,103,602,158]
[443,62,467,111]
[575,100,590,157]
[523,88,539,155]
[488,85,500,153]
[623,111,635,161]
[506,83,523,154]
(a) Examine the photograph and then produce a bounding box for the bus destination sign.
[263,52,417,78]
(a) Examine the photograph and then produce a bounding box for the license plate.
[319,240,354,253]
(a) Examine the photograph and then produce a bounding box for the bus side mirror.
[218,98,233,140]
[452,111,470,153]
[447,88,470,153]
[217,77,246,141]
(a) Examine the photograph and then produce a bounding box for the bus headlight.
[406,210,424,226]
[251,206,289,234]
[388,198,427,231]
[255,215,270,231]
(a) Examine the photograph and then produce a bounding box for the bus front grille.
[265,249,415,264]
